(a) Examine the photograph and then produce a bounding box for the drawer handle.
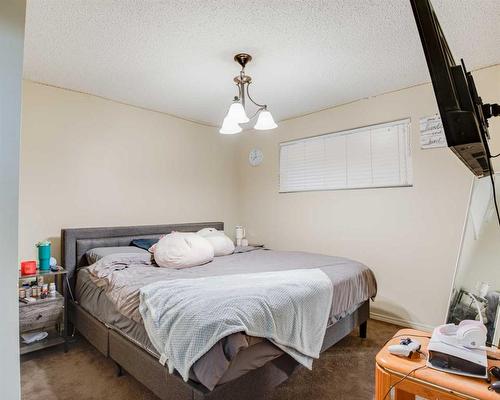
[36,314,43,320]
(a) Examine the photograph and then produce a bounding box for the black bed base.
[69,300,369,400]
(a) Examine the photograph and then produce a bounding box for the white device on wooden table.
[427,321,488,379]
[428,294,489,379]
[388,338,421,357]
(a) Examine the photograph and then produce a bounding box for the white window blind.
[279,119,412,192]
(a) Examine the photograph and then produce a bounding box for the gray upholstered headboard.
[61,221,224,288]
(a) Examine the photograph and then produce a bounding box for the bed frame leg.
[115,362,124,377]
[360,321,367,339]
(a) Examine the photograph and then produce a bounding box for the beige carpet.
[21,319,400,400]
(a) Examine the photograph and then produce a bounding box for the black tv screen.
[410,0,497,177]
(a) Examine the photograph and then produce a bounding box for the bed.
[62,222,376,400]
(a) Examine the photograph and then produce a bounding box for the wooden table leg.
[375,364,392,400]
[394,388,415,400]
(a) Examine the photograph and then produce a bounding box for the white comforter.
[139,268,333,382]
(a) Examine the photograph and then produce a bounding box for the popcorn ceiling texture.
[24,0,500,126]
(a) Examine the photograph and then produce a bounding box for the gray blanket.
[88,249,376,322]
[139,268,333,382]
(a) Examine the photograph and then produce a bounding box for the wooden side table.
[375,328,500,400]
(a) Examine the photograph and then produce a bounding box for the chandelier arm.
[245,83,267,109]
[236,83,242,101]
[248,108,263,120]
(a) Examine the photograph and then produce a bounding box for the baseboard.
[370,312,434,332]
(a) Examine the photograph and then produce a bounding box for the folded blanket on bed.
[139,269,333,382]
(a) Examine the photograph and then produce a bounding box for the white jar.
[49,282,57,297]
[235,226,245,246]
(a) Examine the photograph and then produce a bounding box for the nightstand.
[375,328,499,399]
[18,267,68,354]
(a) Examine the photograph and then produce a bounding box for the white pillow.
[197,228,235,256]
[197,227,218,236]
[154,232,214,269]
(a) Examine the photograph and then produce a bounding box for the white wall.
[19,81,239,262]
[0,0,25,398]
[236,65,500,330]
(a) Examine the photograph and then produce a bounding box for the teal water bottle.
[36,241,51,271]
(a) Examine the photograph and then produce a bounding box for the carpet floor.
[21,319,400,400]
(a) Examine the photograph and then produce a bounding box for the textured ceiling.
[24,0,500,127]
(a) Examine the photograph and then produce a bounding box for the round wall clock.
[248,148,264,167]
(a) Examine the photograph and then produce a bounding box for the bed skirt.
[69,299,369,400]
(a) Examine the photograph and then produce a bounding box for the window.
[279,119,412,192]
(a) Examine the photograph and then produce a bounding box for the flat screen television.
[410,0,499,177]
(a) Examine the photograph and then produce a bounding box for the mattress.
[76,249,377,389]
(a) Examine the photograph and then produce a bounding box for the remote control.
[388,338,421,357]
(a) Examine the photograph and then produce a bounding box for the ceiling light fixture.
[219,53,277,134]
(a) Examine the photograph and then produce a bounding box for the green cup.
[36,241,51,271]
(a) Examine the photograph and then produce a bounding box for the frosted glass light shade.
[219,117,242,134]
[226,102,249,124]
[254,110,277,130]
